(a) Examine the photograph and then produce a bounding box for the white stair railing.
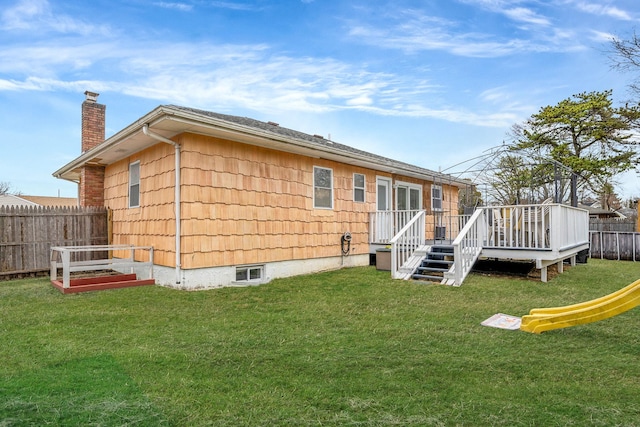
[389,210,426,279]
[447,209,485,286]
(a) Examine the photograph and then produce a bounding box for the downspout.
[142,124,182,285]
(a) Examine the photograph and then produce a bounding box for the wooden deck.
[51,273,155,294]
[370,204,590,286]
[50,245,155,293]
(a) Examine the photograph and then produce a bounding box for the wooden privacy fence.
[589,218,636,232]
[0,206,109,276]
[589,231,640,261]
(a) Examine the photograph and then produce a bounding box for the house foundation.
[151,254,370,290]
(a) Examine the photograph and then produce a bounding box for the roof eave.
[53,105,469,188]
[52,106,172,182]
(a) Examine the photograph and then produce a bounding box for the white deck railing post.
[62,249,71,289]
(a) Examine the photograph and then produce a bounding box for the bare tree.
[0,182,11,196]
[610,31,640,97]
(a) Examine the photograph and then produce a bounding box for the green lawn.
[1,259,640,426]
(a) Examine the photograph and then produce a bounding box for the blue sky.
[1,0,639,199]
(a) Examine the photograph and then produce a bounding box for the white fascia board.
[52,107,169,182]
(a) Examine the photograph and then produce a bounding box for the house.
[0,194,38,207]
[0,194,77,207]
[53,91,467,289]
[19,195,78,207]
[579,203,625,220]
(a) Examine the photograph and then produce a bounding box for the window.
[235,265,264,282]
[432,185,442,211]
[398,186,407,210]
[376,177,391,211]
[129,161,140,208]
[353,173,365,203]
[313,166,333,209]
[410,188,420,210]
[396,181,422,211]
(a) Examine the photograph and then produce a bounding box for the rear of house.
[54,92,466,289]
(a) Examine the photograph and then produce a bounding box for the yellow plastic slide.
[520,279,640,334]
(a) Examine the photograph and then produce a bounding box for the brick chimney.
[79,91,106,206]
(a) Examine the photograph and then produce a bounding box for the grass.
[1,258,640,426]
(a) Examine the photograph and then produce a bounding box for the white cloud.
[347,9,581,58]
[571,1,633,21]
[209,1,263,11]
[459,0,551,26]
[502,7,550,26]
[478,86,538,116]
[0,42,125,76]
[0,34,518,127]
[480,86,512,103]
[0,2,536,130]
[1,0,111,35]
[590,30,615,43]
[0,76,109,93]
[1,0,46,30]
[154,2,193,12]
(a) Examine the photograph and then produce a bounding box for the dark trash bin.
[576,248,589,264]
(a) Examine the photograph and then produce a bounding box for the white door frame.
[376,176,392,211]
[376,176,393,241]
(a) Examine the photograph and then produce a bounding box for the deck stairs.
[411,244,456,284]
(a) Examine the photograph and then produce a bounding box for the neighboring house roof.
[0,194,39,207]
[53,105,469,187]
[617,207,637,218]
[20,195,78,207]
[578,203,622,218]
[0,194,77,207]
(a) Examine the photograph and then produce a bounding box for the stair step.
[417,266,448,273]
[427,253,452,260]
[412,274,444,281]
[423,264,453,271]
[422,259,453,266]
[409,244,455,283]
[431,245,454,253]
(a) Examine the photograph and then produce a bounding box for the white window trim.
[395,180,422,211]
[313,166,334,209]
[353,173,366,203]
[234,265,265,283]
[376,176,392,211]
[128,161,140,208]
[432,184,443,212]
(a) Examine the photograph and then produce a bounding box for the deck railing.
[389,210,425,279]
[50,245,154,289]
[483,204,552,249]
[552,204,590,251]
[369,210,421,244]
[479,203,588,250]
[370,210,464,244]
[449,203,589,285]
